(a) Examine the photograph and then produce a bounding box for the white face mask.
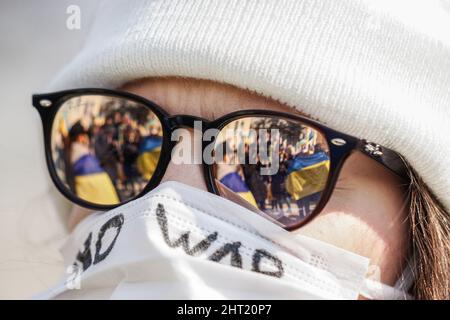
[36,181,411,300]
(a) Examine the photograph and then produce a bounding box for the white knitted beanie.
[49,0,450,212]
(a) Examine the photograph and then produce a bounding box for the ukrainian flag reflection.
[220,171,258,208]
[137,135,163,180]
[73,154,120,205]
[285,151,330,202]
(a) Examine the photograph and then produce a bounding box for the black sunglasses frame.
[33,88,408,230]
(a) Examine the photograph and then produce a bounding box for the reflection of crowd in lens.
[53,98,162,205]
[54,101,329,222]
[215,121,330,227]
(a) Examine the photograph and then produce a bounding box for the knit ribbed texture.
[49,0,450,212]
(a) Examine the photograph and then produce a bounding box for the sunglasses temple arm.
[357,139,409,181]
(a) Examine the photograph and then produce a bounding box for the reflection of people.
[243,164,267,210]
[122,127,141,195]
[270,163,291,214]
[68,121,119,205]
[94,116,121,185]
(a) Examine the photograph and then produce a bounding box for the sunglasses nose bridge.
[167,115,210,130]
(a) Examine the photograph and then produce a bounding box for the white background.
[0,0,99,299]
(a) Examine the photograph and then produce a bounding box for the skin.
[69,77,409,287]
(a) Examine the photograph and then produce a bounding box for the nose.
[160,125,208,191]
[161,161,207,190]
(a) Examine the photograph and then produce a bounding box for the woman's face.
[69,77,409,287]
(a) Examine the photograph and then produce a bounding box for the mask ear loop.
[360,278,413,300]
[359,262,414,300]
[394,261,415,293]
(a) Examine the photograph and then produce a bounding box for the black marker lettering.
[208,242,243,268]
[252,249,284,278]
[75,232,92,271]
[156,203,218,256]
[94,214,124,264]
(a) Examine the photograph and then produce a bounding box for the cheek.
[68,205,94,231]
[295,155,410,285]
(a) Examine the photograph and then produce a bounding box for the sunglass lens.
[50,94,163,206]
[212,116,330,229]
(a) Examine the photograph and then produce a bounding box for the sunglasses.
[32,88,408,230]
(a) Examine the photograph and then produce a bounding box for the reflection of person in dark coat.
[122,128,140,180]
[94,121,120,184]
[270,163,291,213]
[244,164,267,210]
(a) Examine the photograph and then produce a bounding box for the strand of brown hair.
[406,162,450,300]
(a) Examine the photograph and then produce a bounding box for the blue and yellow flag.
[73,154,120,205]
[137,135,162,180]
[220,172,258,207]
[285,151,330,201]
